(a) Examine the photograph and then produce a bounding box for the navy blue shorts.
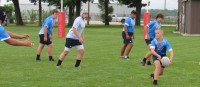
[39,34,52,45]
[145,38,153,45]
[153,54,166,68]
[65,38,82,48]
[122,31,133,45]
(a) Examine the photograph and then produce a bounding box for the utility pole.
[87,0,90,25]
[164,0,167,10]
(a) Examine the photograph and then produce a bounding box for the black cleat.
[49,58,55,61]
[36,58,41,61]
[150,73,154,81]
[141,60,146,66]
[147,61,152,65]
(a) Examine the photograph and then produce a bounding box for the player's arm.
[169,50,174,63]
[81,32,84,41]
[144,25,149,40]
[72,27,83,43]
[5,38,33,47]
[124,18,130,39]
[6,31,29,39]
[150,48,161,60]
[43,26,48,41]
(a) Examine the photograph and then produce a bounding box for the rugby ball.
[161,56,171,67]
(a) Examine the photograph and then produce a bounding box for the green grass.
[0,24,200,87]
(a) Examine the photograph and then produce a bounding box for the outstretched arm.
[6,31,29,39]
[4,38,33,47]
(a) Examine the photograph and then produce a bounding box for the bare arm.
[6,31,29,39]
[151,48,161,60]
[124,25,129,39]
[144,26,150,40]
[169,51,174,63]
[43,26,48,41]
[72,27,83,43]
[5,38,33,47]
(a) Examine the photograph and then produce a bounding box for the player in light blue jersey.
[150,29,174,85]
[36,9,58,61]
[142,14,164,66]
[0,6,33,47]
[120,10,136,59]
[56,10,88,68]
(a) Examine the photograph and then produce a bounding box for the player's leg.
[153,60,161,85]
[75,45,84,67]
[47,43,54,61]
[36,34,46,61]
[160,68,164,75]
[36,43,45,61]
[125,43,133,58]
[56,49,70,66]
[120,44,127,57]
[142,39,152,66]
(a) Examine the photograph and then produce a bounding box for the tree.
[4,4,14,23]
[12,0,24,25]
[48,0,88,26]
[118,0,146,26]
[98,0,113,25]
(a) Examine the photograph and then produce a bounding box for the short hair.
[52,9,58,14]
[131,10,137,15]
[156,13,164,19]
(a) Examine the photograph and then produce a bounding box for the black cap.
[0,6,7,23]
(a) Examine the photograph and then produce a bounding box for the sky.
[0,0,178,10]
[142,0,178,10]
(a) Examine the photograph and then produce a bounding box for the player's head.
[0,6,7,25]
[81,9,88,19]
[156,13,164,23]
[51,9,58,19]
[130,10,137,19]
[155,29,164,39]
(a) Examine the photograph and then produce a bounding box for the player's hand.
[147,35,150,40]
[78,37,84,43]
[44,37,47,42]
[126,35,130,39]
[21,34,29,39]
[170,59,173,64]
[24,40,34,47]
[157,55,162,60]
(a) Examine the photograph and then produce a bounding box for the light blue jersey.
[147,20,161,39]
[39,16,56,35]
[0,25,10,41]
[123,16,136,33]
[150,38,172,55]
[66,16,85,40]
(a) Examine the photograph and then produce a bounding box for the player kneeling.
[150,29,174,85]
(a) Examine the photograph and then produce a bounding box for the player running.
[56,10,88,68]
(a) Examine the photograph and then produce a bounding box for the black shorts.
[153,54,166,68]
[122,31,133,45]
[65,38,82,48]
[145,38,153,45]
[39,34,52,45]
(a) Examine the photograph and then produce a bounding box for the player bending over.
[36,9,58,61]
[150,29,173,85]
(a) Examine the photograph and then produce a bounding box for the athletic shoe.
[147,61,152,65]
[124,56,130,60]
[150,73,154,81]
[36,58,40,61]
[141,60,146,66]
[49,58,55,61]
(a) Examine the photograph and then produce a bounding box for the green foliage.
[98,0,114,22]
[4,3,14,21]
[27,9,38,23]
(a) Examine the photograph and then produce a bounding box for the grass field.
[0,24,200,87]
